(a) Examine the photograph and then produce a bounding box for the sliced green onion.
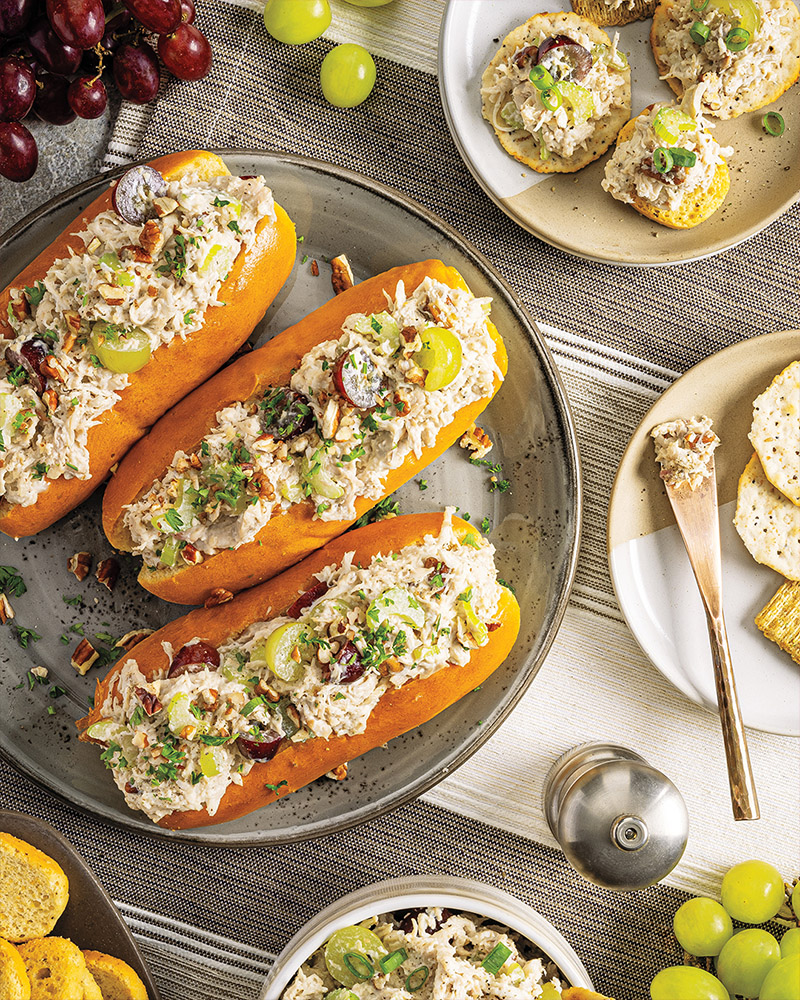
[653,148,675,173]
[540,88,562,111]
[482,942,513,975]
[405,966,429,992]
[669,147,698,167]
[725,25,750,49]
[529,64,555,90]
[379,949,407,974]
[689,20,711,42]
[762,111,785,136]
[343,952,375,981]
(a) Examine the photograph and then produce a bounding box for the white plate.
[438,0,800,266]
[608,330,800,736]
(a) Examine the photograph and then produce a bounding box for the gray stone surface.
[0,90,121,238]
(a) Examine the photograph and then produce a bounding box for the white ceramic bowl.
[261,876,594,999]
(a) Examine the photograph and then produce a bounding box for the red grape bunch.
[0,0,212,183]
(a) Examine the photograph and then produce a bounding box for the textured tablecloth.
[1,2,798,999]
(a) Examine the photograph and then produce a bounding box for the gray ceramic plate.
[0,150,580,844]
[0,809,161,998]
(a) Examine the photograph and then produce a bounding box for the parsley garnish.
[24,281,46,306]
[7,366,28,387]
[0,565,26,598]
[129,705,145,727]
[227,220,242,235]
[265,780,288,793]
[480,516,491,534]
[62,595,83,607]
[31,462,48,481]
[351,495,400,531]
[184,309,196,325]
[13,625,41,648]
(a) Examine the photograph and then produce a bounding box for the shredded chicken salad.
[0,174,276,508]
[122,277,502,570]
[602,103,732,211]
[652,415,720,489]
[87,511,506,822]
[481,30,629,160]
[283,907,566,1000]
[655,0,796,115]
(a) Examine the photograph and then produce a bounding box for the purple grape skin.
[26,15,81,75]
[121,0,179,34]
[67,74,106,118]
[158,21,211,82]
[0,55,35,120]
[237,731,282,762]
[111,164,166,223]
[332,641,365,684]
[46,0,105,51]
[32,70,75,123]
[0,0,36,38]
[0,119,35,179]
[113,40,159,103]
[4,338,48,389]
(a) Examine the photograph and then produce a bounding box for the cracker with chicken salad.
[602,103,732,227]
[571,0,657,27]
[650,0,800,119]
[749,360,800,507]
[481,12,632,173]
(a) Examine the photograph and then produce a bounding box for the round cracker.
[749,360,800,506]
[608,113,731,228]
[734,453,800,580]
[650,0,800,119]
[481,11,632,172]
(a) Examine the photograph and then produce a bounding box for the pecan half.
[135,687,163,716]
[67,551,92,582]
[71,638,99,675]
[0,593,14,624]
[459,423,493,460]
[96,557,120,592]
[41,355,67,383]
[330,254,354,294]
[327,763,348,781]
[115,628,154,653]
[10,298,29,322]
[204,588,234,609]
[120,243,152,264]
[139,219,163,256]
[42,389,58,413]
[182,543,203,565]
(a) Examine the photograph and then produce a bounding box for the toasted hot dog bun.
[77,512,521,829]
[102,260,508,606]
[0,150,296,538]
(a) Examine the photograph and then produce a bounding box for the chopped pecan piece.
[120,244,152,264]
[71,638,99,675]
[487,622,502,632]
[31,665,48,679]
[401,325,418,343]
[251,473,275,500]
[67,551,92,582]
[180,724,198,740]
[135,687,163,715]
[182,543,204,565]
[147,285,159,298]
[320,397,340,439]
[139,219,162,256]
[459,423,493,460]
[152,196,179,218]
[255,680,281,702]
[406,367,426,387]
[64,311,82,338]
[42,389,58,414]
[204,588,234,609]
[330,254,355,294]
[393,388,410,416]
[327,763,348,781]
[98,283,125,306]
[189,452,202,469]
[310,259,320,277]
[62,331,78,354]
[96,557,120,592]
[0,593,14,624]
[10,298,29,322]
[115,628,154,653]
[41,354,67,383]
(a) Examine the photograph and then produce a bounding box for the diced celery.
[160,536,180,567]
[501,100,525,130]
[556,80,595,124]
[85,719,122,744]
[653,107,696,143]
[367,586,425,630]
[167,692,198,736]
[99,251,121,271]
[458,598,489,645]
[301,454,344,500]
[500,961,524,985]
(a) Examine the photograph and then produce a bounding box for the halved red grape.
[260,387,314,441]
[32,70,75,123]
[535,35,592,82]
[286,580,329,619]
[111,163,166,223]
[330,641,365,684]
[237,730,282,762]
[113,39,159,103]
[67,74,106,117]
[4,338,49,390]
[27,16,81,74]
[0,0,36,37]
[0,55,35,120]
[167,639,220,678]
[46,0,104,50]
[333,347,382,410]
[157,21,210,81]
[0,120,35,179]
[121,0,179,34]
[178,0,194,22]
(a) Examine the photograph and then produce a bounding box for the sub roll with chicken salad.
[101,259,508,606]
[0,150,296,537]
[77,510,521,829]
[481,12,632,173]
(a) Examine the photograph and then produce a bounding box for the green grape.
[759,954,800,1000]
[721,860,785,924]
[260,622,306,683]
[342,0,392,4]
[320,44,377,108]
[781,928,800,959]
[91,323,151,373]
[716,929,780,998]
[263,0,331,44]
[650,966,729,999]
[793,883,799,921]
[413,327,463,390]
[324,926,386,988]
[674,898,733,957]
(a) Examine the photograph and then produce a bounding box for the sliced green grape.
[260,622,306,683]
[320,44,377,108]
[263,0,331,44]
[708,0,760,35]
[92,323,151,374]
[354,311,400,353]
[720,860,785,923]
[759,953,800,1000]
[413,326,463,390]
[539,985,561,1000]
[716,928,780,998]
[324,991,359,1000]
[85,719,123,743]
[199,745,225,777]
[200,242,233,275]
[167,692,200,736]
[781,928,800,959]
[674,897,733,957]
[367,586,424,630]
[324,926,387,988]
[792,883,799,921]
[650,966,729,1000]
[556,80,595,123]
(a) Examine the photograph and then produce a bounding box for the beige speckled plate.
[440,0,800,266]
[608,331,800,735]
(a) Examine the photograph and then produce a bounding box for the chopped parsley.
[184,308,196,325]
[480,516,491,534]
[265,780,288,793]
[0,565,26,598]
[417,479,428,490]
[129,705,145,728]
[31,462,48,481]
[62,595,83,607]
[227,220,242,235]
[24,281,46,306]
[351,495,400,530]
[7,366,28,387]
[13,625,41,648]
